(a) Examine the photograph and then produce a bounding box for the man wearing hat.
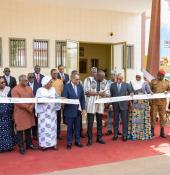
[150,70,170,138]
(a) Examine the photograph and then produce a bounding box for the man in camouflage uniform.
[150,70,170,138]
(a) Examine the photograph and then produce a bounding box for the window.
[33,40,48,67]
[91,58,99,69]
[0,38,2,66]
[79,47,84,57]
[9,38,26,67]
[126,45,134,69]
[79,58,87,73]
[55,41,66,67]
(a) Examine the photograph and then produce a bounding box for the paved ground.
[42,154,170,175]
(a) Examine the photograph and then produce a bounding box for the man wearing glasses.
[3,67,17,89]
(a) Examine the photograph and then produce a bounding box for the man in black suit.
[33,65,44,89]
[3,67,17,89]
[27,73,38,140]
[110,73,132,142]
[57,65,69,85]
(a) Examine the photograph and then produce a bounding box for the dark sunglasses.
[29,76,35,79]
[5,70,10,72]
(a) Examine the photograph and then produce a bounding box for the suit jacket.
[33,73,44,89]
[3,75,17,89]
[110,82,131,111]
[57,73,69,85]
[27,82,37,96]
[62,82,85,118]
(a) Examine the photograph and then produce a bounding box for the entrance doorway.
[55,40,129,81]
[79,42,112,80]
[79,42,128,81]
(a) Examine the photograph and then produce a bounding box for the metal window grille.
[91,58,99,69]
[33,40,48,67]
[9,39,26,67]
[0,38,2,67]
[55,41,66,67]
[126,45,134,69]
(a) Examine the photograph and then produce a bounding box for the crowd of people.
[0,65,170,155]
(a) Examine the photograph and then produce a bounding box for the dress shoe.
[67,144,72,150]
[105,130,112,136]
[112,136,118,141]
[122,136,127,142]
[160,127,166,138]
[96,139,106,144]
[26,144,38,150]
[75,142,84,148]
[19,147,26,155]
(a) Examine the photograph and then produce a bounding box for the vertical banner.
[160,0,170,79]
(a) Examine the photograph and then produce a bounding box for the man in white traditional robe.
[85,70,110,146]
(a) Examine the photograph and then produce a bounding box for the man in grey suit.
[110,73,132,141]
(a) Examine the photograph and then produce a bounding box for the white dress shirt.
[5,75,10,85]
[29,82,34,91]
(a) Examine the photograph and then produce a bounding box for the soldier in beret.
[150,70,170,138]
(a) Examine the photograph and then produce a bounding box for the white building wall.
[0,0,141,82]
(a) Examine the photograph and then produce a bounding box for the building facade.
[0,0,150,82]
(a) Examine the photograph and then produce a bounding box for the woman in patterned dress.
[35,76,60,150]
[0,76,16,152]
[128,72,152,140]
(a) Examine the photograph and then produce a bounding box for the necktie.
[74,85,77,96]
[118,83,121,92]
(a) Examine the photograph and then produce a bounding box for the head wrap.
[41,76,51,86]
[131,71,145,91]
[136,71,144,77]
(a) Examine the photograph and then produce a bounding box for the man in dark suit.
[27,73,38,140]
[27,73,38,96]
[57,65,69,85]
[3,67,17,89]
[33,65,44,89]
[110,73,132,141]
[62,72,86,150]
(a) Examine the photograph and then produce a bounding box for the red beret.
[158,69,166,75]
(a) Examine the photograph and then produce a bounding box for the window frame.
[33,39,49,68]
[55,40,67,67]
[123,44,134,69]
[9,38,27,68]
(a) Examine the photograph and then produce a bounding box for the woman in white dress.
[36,76,60,150]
